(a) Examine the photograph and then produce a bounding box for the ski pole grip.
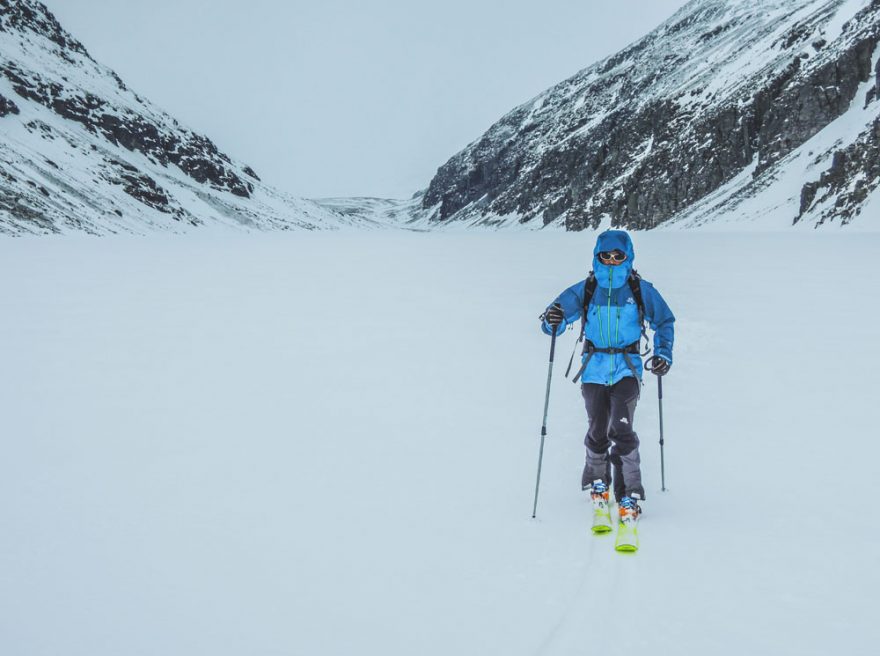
[657,376,663,400]
[549,326,557,362]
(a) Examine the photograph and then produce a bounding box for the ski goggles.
[598,250,627,264]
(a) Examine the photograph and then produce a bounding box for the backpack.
[564,270,650,382]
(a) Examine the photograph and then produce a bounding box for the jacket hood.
[592,230,635,289]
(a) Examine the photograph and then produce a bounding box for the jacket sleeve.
[640,281,675,362]
[541,280,586,336]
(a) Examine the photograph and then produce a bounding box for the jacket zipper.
[608,268,614,385]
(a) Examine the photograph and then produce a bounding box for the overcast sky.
[42,0,691,199]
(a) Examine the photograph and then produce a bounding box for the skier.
[540,230,674,538]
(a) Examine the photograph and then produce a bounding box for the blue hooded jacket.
[541,230,675,386]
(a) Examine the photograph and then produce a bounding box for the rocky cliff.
[422,0,880,229]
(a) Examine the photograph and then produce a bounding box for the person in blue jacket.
[541,230,674,521]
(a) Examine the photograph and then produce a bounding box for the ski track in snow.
[0,230,878,655]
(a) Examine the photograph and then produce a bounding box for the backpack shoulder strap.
[627,270,645,321]
[564,272,597,379]
[628,270,651,355]
[581,272,597,325]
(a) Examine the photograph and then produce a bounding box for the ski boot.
[589,479,613,534]
[615,494,642,553]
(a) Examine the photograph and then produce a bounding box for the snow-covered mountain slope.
[422,0,880,230]
[313,196,424,229]
[2,230,877,654]
[0,0,360,236]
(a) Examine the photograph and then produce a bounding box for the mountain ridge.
[421,0,880,230]
[0,0,365,235]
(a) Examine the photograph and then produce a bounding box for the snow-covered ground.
[1,229,878,655]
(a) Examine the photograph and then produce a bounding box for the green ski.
[591,504,613,534]
[614,496,641,552]
[614,519,639,552]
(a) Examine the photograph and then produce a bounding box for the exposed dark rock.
[796,117,880,225]
[0,0,90,57]
[100,159,179,216]
[755,34,879,175]
[876,49,880,88]
[0,93,20,116]
[2,62,253,198]
[698,22,733,44]
[116,171,175,213]
[776,20,814,50]
[0,184,58,233]
[25,120,55,139]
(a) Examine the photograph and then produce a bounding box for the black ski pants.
[580,376,645,501]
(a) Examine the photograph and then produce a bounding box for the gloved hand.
[648,356,671,376]
[543,303,564,327]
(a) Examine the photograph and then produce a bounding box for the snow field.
[0,229,878,655]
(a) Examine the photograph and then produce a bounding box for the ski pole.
[658,375,666,492]
[532,325,558,519]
